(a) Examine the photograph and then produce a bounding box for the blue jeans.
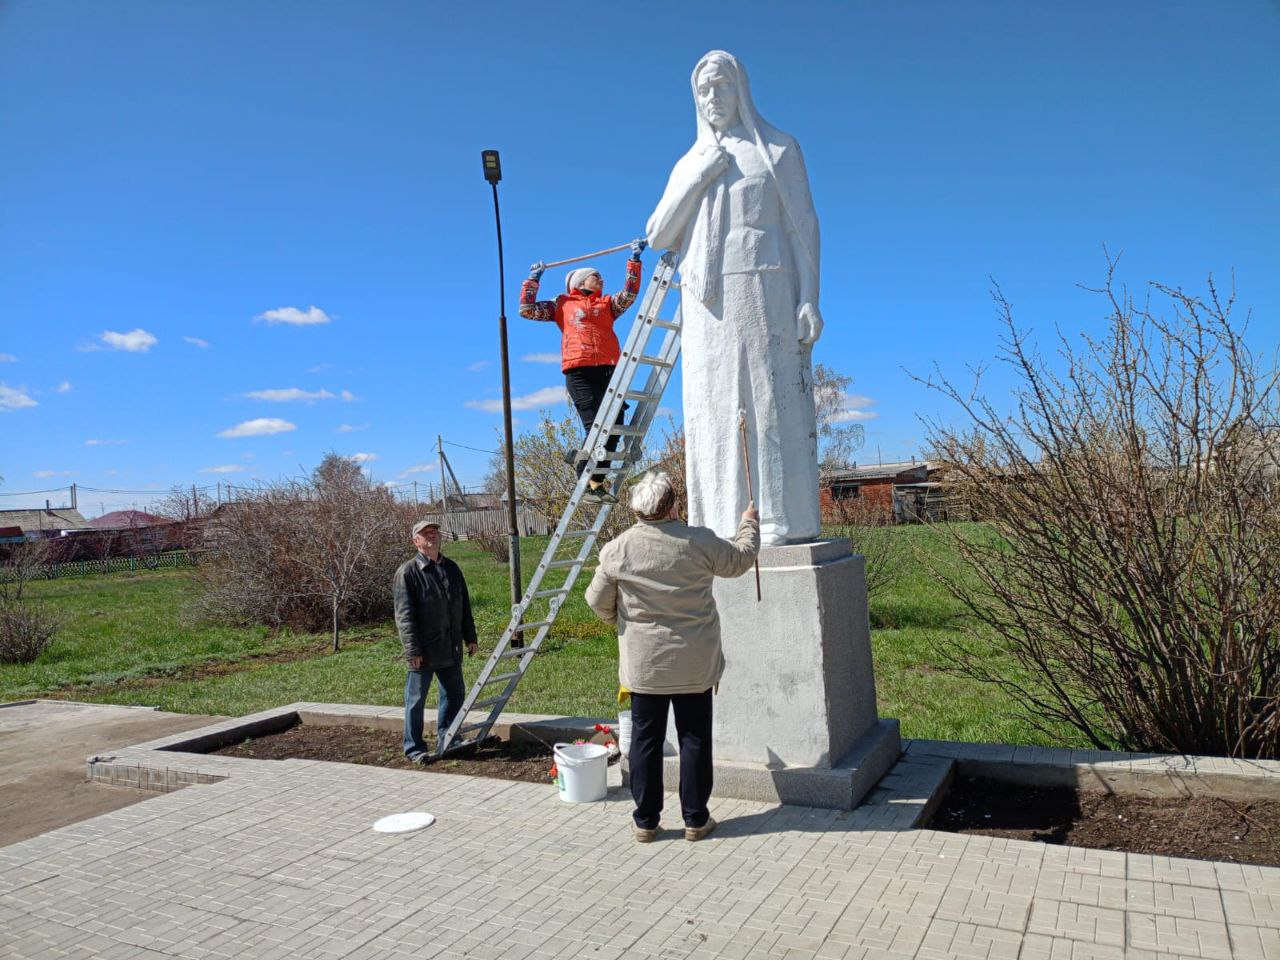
[403,662,465,759]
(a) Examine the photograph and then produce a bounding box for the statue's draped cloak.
[647,52,822,544]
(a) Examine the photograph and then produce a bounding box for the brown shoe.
[632,824,659,843]
[685,817,716,841]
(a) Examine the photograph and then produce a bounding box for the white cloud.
[336,423,369,433]
[306,363,332,374]
[255,305,331,326]
[340,389,358,402]
[467,360,492,372]
[99,328,158,352]
[0,384,37,412]
[830,409,877,423]
[466,385,565,414]
[56,381,72,393]
[243,387,334,403]
[398,463,437,476]
[85,438,127,446]
[217,417,297,438]
[183,336,210,348]
[34,469,77,478]
[0,353,16,362]
[350,452,377,464]
[521,352,561,364]
[201,464,245,474]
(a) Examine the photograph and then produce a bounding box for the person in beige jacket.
[586,470,759,843]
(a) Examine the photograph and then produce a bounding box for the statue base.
[624,540,901,810]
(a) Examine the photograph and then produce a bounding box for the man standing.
[394,519,477,763]
[585,471,759,842]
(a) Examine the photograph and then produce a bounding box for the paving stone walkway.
[3,742,1278,960]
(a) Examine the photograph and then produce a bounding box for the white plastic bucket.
[616,706,679,758]
[552,742,609,803]
[617,710,632,755]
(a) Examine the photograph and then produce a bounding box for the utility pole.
[70,483,77,510]
[482,149,524,645]
[192,484,199,520]
[412,479,418,505]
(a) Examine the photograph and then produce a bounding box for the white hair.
[630,470,674,519]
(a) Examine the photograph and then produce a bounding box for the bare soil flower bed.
[931,774,1280,866]
[211,722,558,784]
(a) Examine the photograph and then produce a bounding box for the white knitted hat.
[566,267,601,293]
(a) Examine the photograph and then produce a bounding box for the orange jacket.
[519,258,643,372]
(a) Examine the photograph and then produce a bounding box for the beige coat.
[585,516,759,694]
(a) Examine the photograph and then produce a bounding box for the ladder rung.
[649,318,680,330]
[498,646,538,659]
[470,696,504,711]
[484,671,521,685]
[561,528,596,539]
[519,619,554,630]
[609,426,646,437]
[530,587,569,599]
[636,355,673,369]
[623,390,660,402]
[439,738,478,753]
[546,559,579,569]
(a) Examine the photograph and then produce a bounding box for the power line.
[0,487,70,497]
[442,440,500,456]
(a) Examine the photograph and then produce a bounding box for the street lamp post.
[482,150,524,643]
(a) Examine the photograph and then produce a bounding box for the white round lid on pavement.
[372,812,436,834]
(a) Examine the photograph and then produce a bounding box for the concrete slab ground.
[2,709,1278,959]
[0,700,223,848]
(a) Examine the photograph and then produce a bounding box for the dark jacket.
[393,553,477,668]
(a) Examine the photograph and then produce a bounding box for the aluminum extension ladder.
[435,251,682,757]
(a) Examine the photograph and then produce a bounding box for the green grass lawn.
[2,528,1088,747]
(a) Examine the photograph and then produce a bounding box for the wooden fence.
[426,504,556,540]
[0,550,201,583]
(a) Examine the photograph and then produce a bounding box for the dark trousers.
[564,365,628,482]
[402,662,465,760]
[629,689,713,830]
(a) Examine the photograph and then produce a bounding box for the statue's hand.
[696,144,731,186]
[797,302,824,345]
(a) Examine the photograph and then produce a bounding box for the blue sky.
[2,1,1277,516]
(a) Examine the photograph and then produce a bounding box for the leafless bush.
[814,362,866,472]
[0,599,60,664]
[0,540,59,663]
[195,454,410,651]
[647,417,688,518]
[826,495,903,599]
[919,261,1280,759]
[473,525,510,563]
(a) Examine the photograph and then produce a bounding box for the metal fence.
[0,550,201,583]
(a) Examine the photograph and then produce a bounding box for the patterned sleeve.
[610,258,643,318]
[518,278,558,322]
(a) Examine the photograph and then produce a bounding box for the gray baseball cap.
[412,519,441,537]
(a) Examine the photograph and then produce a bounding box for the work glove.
[629,238,647,260]
[528,261,546,281]
[617,684,631,706]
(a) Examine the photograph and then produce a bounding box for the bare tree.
[918,261,1280,759]
[196,454,409,651]
[814,362,866,473]
[825,494,902,599]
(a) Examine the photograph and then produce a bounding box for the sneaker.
[632,823,659,843]
[409,753,432,766]
[586,482,618,504]
[685,817,717,842]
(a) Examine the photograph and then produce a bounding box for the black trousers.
[629,689,713,830]
[564,365,627,482]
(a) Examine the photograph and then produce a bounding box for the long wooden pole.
[737,410,762,602]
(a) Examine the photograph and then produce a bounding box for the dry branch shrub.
[0,540,59,664]
[921,264,1280,758]
[825,495,903,600]
[195,455,412,650]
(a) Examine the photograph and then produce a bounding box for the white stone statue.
[646,50,823,546]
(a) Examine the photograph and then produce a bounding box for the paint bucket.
[552,742,609,803]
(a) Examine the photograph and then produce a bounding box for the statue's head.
[695,54,740,133]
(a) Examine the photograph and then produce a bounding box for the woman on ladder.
[518,238,647,502]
